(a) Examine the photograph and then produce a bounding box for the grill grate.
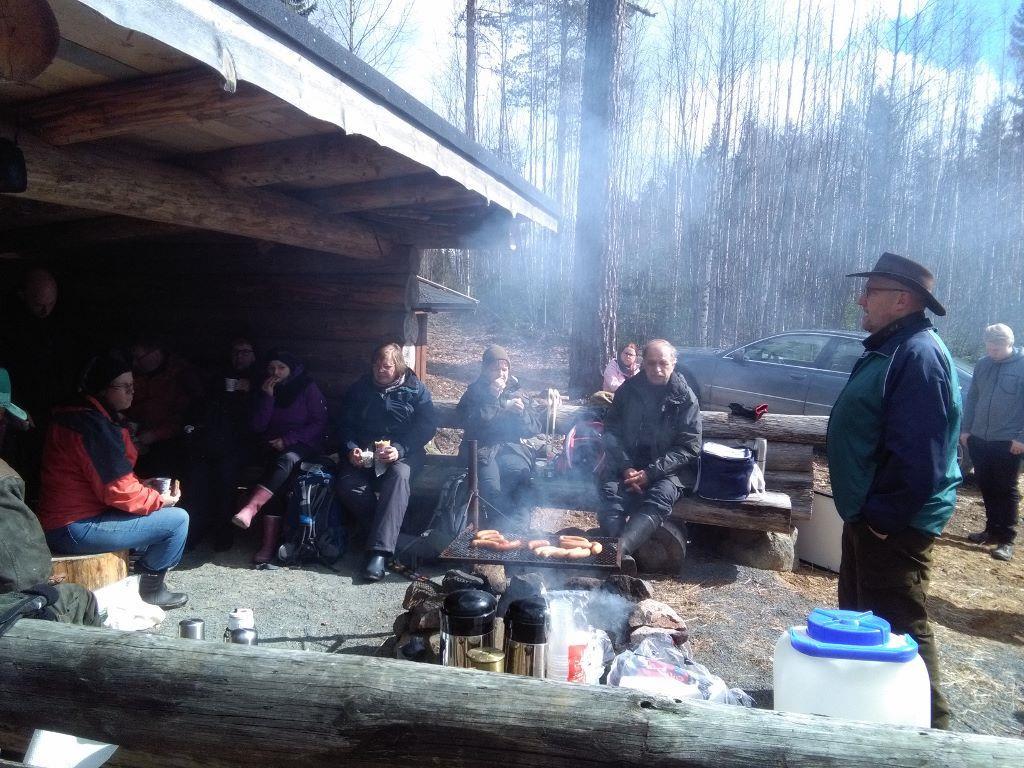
[439,529,620,571]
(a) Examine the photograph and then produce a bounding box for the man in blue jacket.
[827,252,962,730]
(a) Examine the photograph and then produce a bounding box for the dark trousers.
[599,476,681,528]
[259,443,319,493]
[182,444,254,545]
[477,448,534,529]
[968,436,1021,545]
[334,460,415,554]
[838,520,950,729]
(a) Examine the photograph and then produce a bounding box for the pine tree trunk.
[569,0,626,395]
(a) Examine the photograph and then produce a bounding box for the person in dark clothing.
[181,337,261,551]
[961,323,1024,561]
[232,350,328,564]
[456,345,543,531]
[127,336,204,479]
[600,340,702,569]
[827,252,961,729]
[335,343,436,581]
[0,268,84,501]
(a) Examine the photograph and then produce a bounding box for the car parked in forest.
[675,329,974,417]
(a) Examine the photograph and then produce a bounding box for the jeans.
[967,436,1021,545]
[45,507,190,572]
[838,520,950,729]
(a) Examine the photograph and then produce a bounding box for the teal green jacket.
[826,313,962,536]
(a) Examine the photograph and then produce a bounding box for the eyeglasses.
[107,383,134,394]
[862,286,908,298]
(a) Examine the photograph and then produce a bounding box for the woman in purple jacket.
[232,350,327,563]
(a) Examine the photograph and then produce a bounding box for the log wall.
[1,243,422,399]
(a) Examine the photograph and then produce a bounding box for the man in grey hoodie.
[961,324,1024,561]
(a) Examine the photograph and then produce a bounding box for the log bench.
[50,550,129,591]
[425,400,822,535]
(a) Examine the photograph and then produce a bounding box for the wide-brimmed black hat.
[847,252,946,316]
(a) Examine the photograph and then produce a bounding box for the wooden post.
[468,439,480,530]
[50,551,128,591]
[1,622,1022,768]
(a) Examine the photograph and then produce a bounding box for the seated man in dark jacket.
[456,345,543,530]
[601,339,702,568]
[334,343,436,581]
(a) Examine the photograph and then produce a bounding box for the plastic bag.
[608,634,753,706]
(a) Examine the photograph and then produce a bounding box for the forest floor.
[424,312,1024,739]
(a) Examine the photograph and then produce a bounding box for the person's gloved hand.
[749,463,766,494]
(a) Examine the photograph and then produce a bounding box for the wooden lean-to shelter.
[0,0,557,395]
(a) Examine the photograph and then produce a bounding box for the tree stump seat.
[50,550,129,591]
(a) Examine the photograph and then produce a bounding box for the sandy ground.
[154,312,1022,739]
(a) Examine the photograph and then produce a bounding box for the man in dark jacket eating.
[600,339,702,567]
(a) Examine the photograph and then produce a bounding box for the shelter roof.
[0,0,558,259]
[414,276,478,312]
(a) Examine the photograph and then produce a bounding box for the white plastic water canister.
[773,608,930,726]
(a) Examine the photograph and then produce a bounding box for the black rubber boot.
[617,512,662,563]
[138,570,188,610]
[599,512,627,538]
[362,553,388,582]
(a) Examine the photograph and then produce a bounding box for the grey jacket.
[963,348,1024,443]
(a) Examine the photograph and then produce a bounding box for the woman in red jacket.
[38,351,190,610]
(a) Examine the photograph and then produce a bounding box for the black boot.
[138,570,188,610]
[362,553,388,582]
[617,512,662,570]
[600,512,627,538]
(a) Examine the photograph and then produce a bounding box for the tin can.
[229,628,259,646]
[179,618,205,640]
[467,647,505,672]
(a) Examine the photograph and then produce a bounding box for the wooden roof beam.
[3,126,390,259]
[305,173,483,214]
[22,68,280,146]
[186,133,426,189]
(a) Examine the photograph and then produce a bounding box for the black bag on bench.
[395,469,471,567]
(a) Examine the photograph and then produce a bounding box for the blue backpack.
[278,463,347,568]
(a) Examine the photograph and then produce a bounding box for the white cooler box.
[795,491,843,572]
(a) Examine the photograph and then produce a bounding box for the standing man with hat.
[827,252,962,730]
[961,323,1023,561]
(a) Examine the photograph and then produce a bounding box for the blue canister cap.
[788,608,919,662]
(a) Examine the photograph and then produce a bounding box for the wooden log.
[1,622,1021,768]
[634,518,687,574]
[674,492,793,533]
[3,125,391,259]
[189,133,423,189]
[0,0,60,82]
[432,401,828,445]
[307,174,481,214]
[761,442,814,472]
[50,551,128,591]
[22,68,279,145]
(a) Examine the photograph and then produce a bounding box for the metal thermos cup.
[178,618,205,640]
[223,607,255,642]
[504,597,549,678]
[440,589,497,668]
[229,628,259,645]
